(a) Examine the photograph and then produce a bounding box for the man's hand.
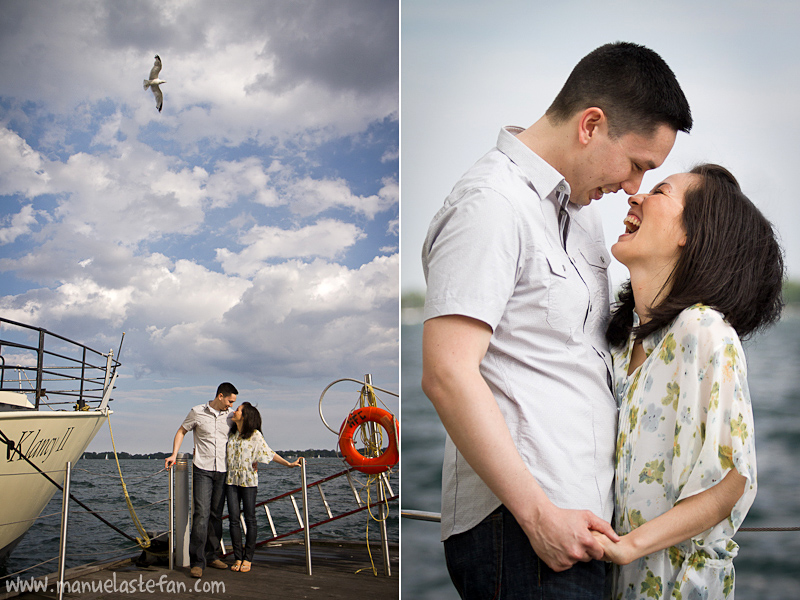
[522,504,620,572]
[165,455,176,470]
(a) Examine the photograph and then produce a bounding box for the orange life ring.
[338,406,399,475]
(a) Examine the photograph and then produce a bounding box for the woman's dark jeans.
[226,485,258,562]
[444,505,606,600]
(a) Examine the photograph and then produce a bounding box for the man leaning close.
[421,41,692,599]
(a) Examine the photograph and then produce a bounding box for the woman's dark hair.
[606,163,785,347]
[229,401,262,440]
[547,41,692,138]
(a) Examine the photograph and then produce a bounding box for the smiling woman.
[601,163,784,599]
[610,172,696,293]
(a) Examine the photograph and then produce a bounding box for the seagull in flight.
[143,55,166,112]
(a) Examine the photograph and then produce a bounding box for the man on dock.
[166,382,238,578]
[421,42,692,597]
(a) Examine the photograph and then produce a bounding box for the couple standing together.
[164,383,300,578]
[421,42,784,599]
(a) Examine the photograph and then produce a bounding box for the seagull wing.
[151,84,163,112]
[149,55,162,80]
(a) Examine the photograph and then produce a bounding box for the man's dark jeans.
[226,485,258,562]
[189,466,227,569]
[444,505,606,600]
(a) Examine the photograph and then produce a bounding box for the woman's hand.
[287,458,302,468]
[591,531,635,565]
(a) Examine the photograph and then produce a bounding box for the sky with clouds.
[0,0,399,453]
[402,0,800,295]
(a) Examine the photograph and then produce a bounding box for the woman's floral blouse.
[226,429,275,487]
[612,305,756,600]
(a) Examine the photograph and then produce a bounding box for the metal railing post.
[57,461,72,600]
[301,457,312,576]
[378,476,391,576]
[168,464,174,570]
[174,453,191,567]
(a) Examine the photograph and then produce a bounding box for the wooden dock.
[2,539,398,599]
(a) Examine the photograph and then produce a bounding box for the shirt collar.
[632,311,668,357]
[496,126,571,205]
[205,402,229,417]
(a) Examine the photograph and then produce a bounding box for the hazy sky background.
[402,0,800,294]
[0,0,399,453]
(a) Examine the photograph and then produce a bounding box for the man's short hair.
[216,382,238,397]
[546,41,692,138]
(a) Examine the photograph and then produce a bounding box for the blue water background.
[401,315,800,599]
[1,457,398,581]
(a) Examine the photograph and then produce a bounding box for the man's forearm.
[423,350,551,518]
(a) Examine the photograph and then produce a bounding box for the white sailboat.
[0,317,121,558]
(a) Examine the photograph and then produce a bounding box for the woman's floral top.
[611,305,757,600]
[226,429,275,487]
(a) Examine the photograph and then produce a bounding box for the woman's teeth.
[623,214,641,234]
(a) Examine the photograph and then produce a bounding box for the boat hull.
[0,410,109,558]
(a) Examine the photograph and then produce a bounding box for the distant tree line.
[83,449,340,460]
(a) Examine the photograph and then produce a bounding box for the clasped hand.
[591,531,633,565]
[524,505,620,572]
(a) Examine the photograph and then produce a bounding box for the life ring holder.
[318,377,399,475]
[338,406,399,475]
[318,377,398,434]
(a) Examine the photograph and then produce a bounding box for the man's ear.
[578,107,607,146]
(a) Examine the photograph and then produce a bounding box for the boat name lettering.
[7,427,75,463]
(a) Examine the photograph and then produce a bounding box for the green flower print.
[724,343,738,363]
[723,572,734,596]
[668,546,683,569]
[628,508,647,529]
[730,413,749,441]
[719,445,736,470]
[639,459,666,485]
[708,381,720,412]
[641,570,663,599]
[616,431,626,467]
[659,334,676,364]
[629,405,639,434]
[661,382,680,410]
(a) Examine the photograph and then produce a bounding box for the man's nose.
[621,172,645,196]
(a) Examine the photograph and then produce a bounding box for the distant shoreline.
[83,449,340,460]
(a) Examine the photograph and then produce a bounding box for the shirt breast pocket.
[545,254,585,341]
[579,245,611,312]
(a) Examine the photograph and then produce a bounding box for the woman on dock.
[226,402,301,573]
[595,164,784,599]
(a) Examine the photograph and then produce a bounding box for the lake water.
[400,315,800,599]
[1,457,398,582]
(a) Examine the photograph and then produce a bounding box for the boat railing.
[0,317,121,411]
[0,463,168,587]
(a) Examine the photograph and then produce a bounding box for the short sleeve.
[180,408,197,432]
[673,312,756,533]
[422,188,521,330]
[252,431,275,464]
